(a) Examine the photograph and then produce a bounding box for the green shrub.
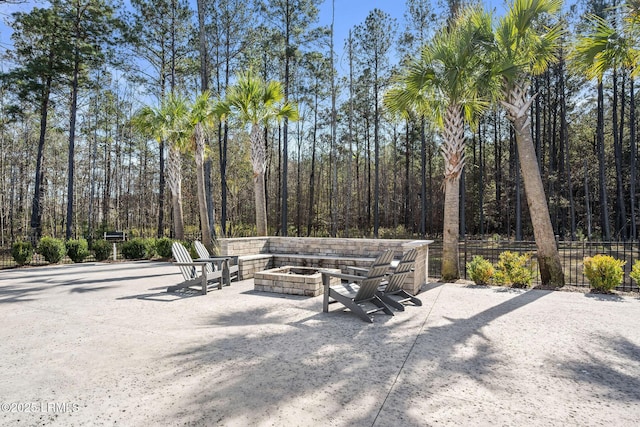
[466,255,494,285]
[121,238,148,259]
[494,251,533,288]
[630,260,640,285]
[37,237,66,264]
[65,238,90,263]
[144,238,157,259]
[11,241,33,266]
[155,237,173,258]
[583,255,625,292]
[92,240,112,261]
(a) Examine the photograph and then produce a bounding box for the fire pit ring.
[254,266,341,296]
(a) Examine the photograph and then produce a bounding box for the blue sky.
[1,1,508,61]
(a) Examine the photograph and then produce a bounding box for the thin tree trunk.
[157,140,165,237]
[404,119,411,229]
[612,70,627,238]
[307,88,318,237]
[420,116,427,237]
[560,59,576,240]
[494,110,503,232]
[597,81,611,240]
[280,0,291,237]
[373,61,380,238]
[102,107,111,230]
[31,74,52,242]
[346,29,354,237]
[630,77,637,239]
[479,122,484,236]
[585,159,593,239]
[66,42,81,240]
[330,0,338,238]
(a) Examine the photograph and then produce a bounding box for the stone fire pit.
[254,266,340,296]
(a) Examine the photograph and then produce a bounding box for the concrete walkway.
[1,261,639,426]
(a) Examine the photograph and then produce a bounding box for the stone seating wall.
[219,237,432,294]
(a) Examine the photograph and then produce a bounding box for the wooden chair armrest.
[319,271,366,282]
[346,266,370,275]
[175,261,209,266]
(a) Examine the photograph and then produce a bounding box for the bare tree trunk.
[612,70,627,238]
[31,74,53,242]
[597,81,611,240]
[307,89,318,237]
[630,77,637,239]
[330,0,338,237]
[66,34,81,240]
[420,116,427,237]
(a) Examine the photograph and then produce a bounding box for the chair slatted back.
[194,240,214,274]
[384,248,418,293]
[354,249,394,302]
[172,242,197,281]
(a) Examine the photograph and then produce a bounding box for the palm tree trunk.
[194,122,212,247]
[440,105,465,280]
[251,124,268,236]
[167,145,184,240]
[502,83,565,286]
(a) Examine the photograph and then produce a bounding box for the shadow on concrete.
[160,285,552,425]
[0,285,47,304]
[117,286,218,302]
[584,292,627,302]
[5,261,170,279]
[558,335,640,402]
[69,286,118,294]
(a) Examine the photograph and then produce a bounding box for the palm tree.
[385,7,495,280]
[189,91,215,248]
[494,0,565,286]
[133,93,190,240]
[217,71,298,236]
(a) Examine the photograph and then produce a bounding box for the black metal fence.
[426,239,640,292]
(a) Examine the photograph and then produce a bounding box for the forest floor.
[1,261,639,426]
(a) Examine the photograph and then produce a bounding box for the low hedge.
[37,237,66,264]
[11,241,33,266]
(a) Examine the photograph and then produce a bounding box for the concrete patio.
[1,261,639,426]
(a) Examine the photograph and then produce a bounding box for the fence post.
[463,237,467,279]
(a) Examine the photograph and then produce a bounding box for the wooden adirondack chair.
[193,240,239,286]
[376,248,422,311]
[168,242,223,295]
[320,249,395,323]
